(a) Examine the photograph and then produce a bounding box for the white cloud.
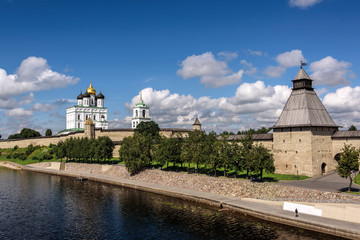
[0,98,17,109]
[19,93,35,105]
[4,108,33,117]
[125,83,291,132]
[240,60,257,75]
[31,103,59,112]
[289,0,322,9]
[263,66,286,78]
[264,50,305,77]
[310,56,352,86]
[246,49,266,57]
[0,56,79,99]
[322,86,360,129]
[217,51,238,61]
[177,52,244,88]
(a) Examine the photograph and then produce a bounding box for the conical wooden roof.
[273,68,339,129]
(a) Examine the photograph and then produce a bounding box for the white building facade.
[131,92,151,129]
[66,83,109,130]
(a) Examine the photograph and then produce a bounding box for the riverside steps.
[9,162,359,240]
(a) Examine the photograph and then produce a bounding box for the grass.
[354,173,360,185]
[150,161,309,182]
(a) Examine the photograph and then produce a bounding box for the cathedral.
[66,83,109,130]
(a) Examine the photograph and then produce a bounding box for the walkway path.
[279,172,360,193]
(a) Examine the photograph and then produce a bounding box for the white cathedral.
[66,83,109,130]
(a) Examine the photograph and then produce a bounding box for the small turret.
[193,117,201,131]
[84,117,95,139]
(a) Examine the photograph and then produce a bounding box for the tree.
[45,129,52,136]
[119,133,152,175]
[348,125,357,131]
[8,128,41,139]
[252,144,275,180]
[239,133,255,179]
[237,126,271,135]
[181,130,207,172]
[337,144,360,192]
[135,121,160,138]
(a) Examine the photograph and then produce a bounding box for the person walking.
[295,208,298,217]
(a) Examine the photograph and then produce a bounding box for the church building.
[131,91,151,129]
[66,83,108,130]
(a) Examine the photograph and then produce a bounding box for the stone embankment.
[29,162,360,203]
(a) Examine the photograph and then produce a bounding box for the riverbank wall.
[1,161,360,239]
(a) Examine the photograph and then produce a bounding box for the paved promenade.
[279,172,360,193]
[18,164,360,240]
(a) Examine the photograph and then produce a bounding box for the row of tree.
[119,121,275,179]
[54,136,115,162]
[7,128,52,139]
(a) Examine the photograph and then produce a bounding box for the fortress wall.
[0,129,192,158]
[311,130,337,176]
[332,138,360,157]
[273,130,313,177]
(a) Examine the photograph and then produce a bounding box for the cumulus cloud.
[310,56,352,86]
[31,103,59,112]
[125,83,291,132]
[289,0,322,9]
[264,50,305,77]
[217,51,238,61]
[246,49,267,57]
[240,60,257,75]
[19,93,35,106]
[4,108,33,117]
[322,86,360,128]
[0,98,18,109]
[0,56,79,99]
[177,52,244,88]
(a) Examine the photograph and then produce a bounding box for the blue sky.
[0,0,359,137]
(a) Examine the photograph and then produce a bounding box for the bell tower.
[131,91,151,129]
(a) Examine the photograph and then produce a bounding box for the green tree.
[119,133,152,174]
[181,130,207,172]
[252,144,275,180]
[45,129,52,136]
[55,141,66,162]
[135,121,160,138]
[8,128,41,139]
[348,125,357,131]
[239,133,255,179]
[337,144,360,191]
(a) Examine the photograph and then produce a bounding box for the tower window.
[142,110,146,118]
[78,114,80,120]
[136,110,138,117]
[94,115,96,120]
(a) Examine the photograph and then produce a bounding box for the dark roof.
[332,130,360,138]
[83,92,90,97]
[273,68,339,129]
[193,117,201,125]
[77,92,83,99]
[97,91,104,99]
[225,133,273,141]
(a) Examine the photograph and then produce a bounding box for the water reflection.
[0,167,345,240]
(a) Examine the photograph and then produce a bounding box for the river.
[0,167,345,240]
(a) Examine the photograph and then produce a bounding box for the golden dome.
[86,83,96,95]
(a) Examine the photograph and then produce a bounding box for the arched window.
[94,115,96,120]
[86,115,88,120]
[101,115,105,120]
[142,110,146,118]
[136,110,138,117]
[78,114,80,120]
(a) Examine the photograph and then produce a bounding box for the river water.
[0,167,345,240]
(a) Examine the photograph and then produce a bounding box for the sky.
[0,0,360,137]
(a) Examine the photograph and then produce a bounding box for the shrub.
[41,153,53,161]
[13,145,19,151]
[6,155,11,159]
